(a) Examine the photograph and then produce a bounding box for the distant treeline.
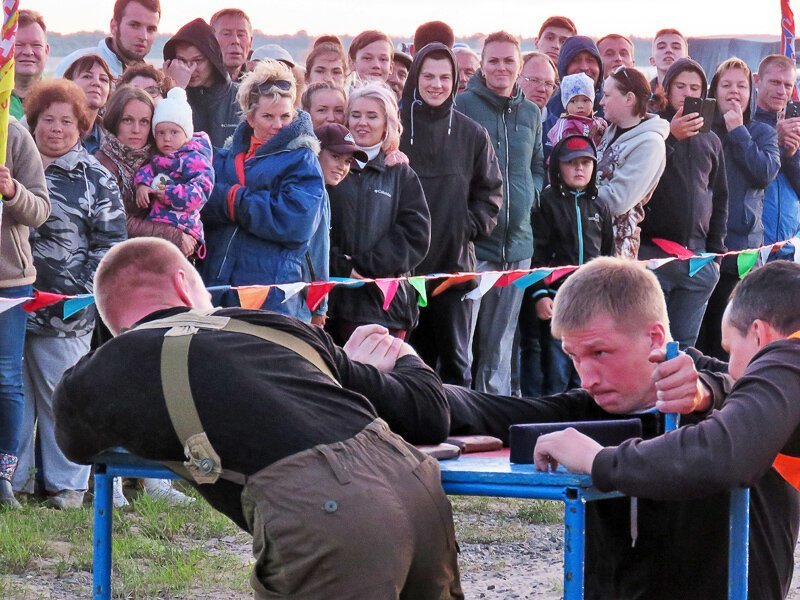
[48,30,663,64]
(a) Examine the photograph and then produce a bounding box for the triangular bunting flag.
[651,238,696,260]
[23,291,69,313]
[544,266,577,286]
[688,254,716,277]
[375,279,400,310]
[792,237,800,264]
[759,244,775,266]
[464,272,503,300]
[63,294,96,319]
[432,274,477,297]
[305,282,336,312]
[646,257,675,270]
[0,297,32,316]
[737,250,759,279]
[329,277,366,287]
[276,282,307,303]
[237,286,270,309]
[512,270,552,289]
[408,276,428,308]
[495,271,527,287]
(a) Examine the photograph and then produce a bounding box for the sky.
[18,0,800,38]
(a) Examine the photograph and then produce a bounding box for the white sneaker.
[113,477,129,508]
[142,478,195,505]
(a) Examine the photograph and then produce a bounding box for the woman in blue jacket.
[698,57,780,358]
[200,59,325,318]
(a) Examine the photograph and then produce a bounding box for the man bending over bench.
[52,238,463,600]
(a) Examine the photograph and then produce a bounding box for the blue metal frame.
[91,452,750,600]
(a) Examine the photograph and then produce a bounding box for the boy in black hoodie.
[531,135,613,393]
[163,18,240,149]
[400,42,503,387]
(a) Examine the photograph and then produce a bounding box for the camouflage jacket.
[28,144,126,337]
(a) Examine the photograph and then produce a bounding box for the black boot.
[0,453,21,508]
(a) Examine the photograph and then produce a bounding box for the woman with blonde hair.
[301,80,346,129]
[200,59,325,319]
[326,82,431,344]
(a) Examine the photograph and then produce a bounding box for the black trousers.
[409,287,473,387]
[697,261,738,360]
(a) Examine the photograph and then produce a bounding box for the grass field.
[0,486,563,599]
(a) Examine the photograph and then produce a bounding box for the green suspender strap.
[131,310,341,485]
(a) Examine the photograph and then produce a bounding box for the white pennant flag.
[276,282,307,303]
[464,272,504,301]
[646,257,675,270]
[792,237,800,264]
[759,244,774,266]
[0,297,32,315]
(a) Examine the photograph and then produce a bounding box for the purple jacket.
[134,132,214,243]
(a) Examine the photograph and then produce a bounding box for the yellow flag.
[0,0,20,203]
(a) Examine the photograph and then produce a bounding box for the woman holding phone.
[640,58,729,349]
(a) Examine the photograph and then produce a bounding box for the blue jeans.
[0,284,32,454]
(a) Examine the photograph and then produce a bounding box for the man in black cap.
[163,18,240,148]
[388,51,412,100]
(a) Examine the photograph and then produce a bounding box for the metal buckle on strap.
[184,432,223,484]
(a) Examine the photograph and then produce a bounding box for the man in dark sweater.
[53,238,462,600]
[400,42,503,387]
[533,258,800,600]
[163,18,240,148]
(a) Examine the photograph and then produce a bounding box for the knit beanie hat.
[560,72,595,108]
[152,87,194,138]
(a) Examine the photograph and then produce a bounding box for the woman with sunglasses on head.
[326,82,431,345]
[596,66,669,258]
[200,59,325,320]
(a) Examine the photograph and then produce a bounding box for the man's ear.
[751,319,783,349]
[172,270,194,307]
[753,73,761,86]
[649,56,656,67]
[110,18,118,38]
[647,321,668,351]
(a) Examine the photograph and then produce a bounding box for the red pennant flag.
[23,291,69,313]
[305,282,336,312]
[495,271,527,287]
[544,266,578,286]
[375,279,400,310]
[651,238,696,260]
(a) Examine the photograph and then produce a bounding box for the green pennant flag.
[408,276,428,307]
[737,251,758,279]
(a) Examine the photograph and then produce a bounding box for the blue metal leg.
[728,488,750,599]
[93,467,113,600]
[563,489,586,599]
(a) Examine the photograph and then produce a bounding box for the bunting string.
[1,237,797,317]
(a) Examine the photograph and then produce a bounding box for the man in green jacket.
[456,31,545,395]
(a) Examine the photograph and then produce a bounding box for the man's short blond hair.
[551,257,669,339]
[94,238,186,330]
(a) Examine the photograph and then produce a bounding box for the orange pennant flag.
[236,286,270,309]
[431,274,478,297]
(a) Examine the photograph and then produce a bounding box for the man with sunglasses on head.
[163,18,240,148]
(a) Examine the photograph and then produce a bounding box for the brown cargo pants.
[241,419,464,599]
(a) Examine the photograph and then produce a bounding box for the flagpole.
[781,0,798,101]
[0,0,20,218]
